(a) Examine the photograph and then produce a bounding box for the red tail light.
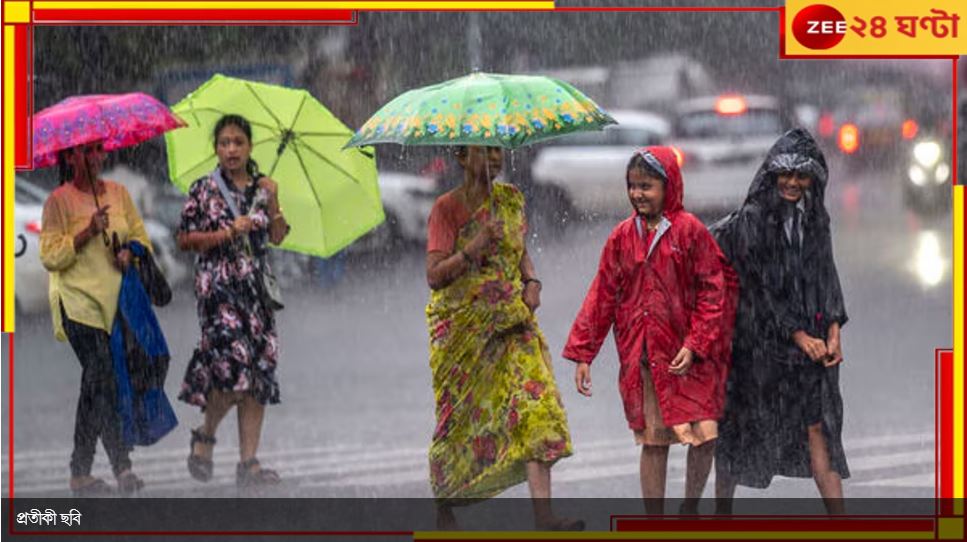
[838,124,859,154]
[715,95,747,116]
[670,146,685,168]
[25,220,42,234]
[901,119,918,140]
[818,113,835,138]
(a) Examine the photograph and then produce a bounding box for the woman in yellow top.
[425,145,579,530]
[40,140,152,496]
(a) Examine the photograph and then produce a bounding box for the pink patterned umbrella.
[32,92,185,168]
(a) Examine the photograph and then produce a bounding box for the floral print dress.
[178,170,281,409]
[426,182,572,502]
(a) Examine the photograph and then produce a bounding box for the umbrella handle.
[89,177,110,247]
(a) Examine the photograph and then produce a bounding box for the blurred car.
[669,93,790,217]
[13,178,188,317]
[530,109,670,217]
[902,135,953,215]
[14,178,48,316]
[821,85,931,170]
[347,171,438,253]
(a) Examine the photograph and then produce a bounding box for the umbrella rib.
[288,144,328,251]
[290,93,310,131]
[269,93,311,176]
[243,82,287,133]
[293,141,364,186]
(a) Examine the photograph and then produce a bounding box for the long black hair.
[213,114,260,179]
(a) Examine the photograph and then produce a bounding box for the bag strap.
[213,168,265,219]
[212,168,259,255]
[212,168,242,218]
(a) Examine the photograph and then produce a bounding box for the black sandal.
[116,471,145,496]
[236,458,281,488]
[187,428,216,482]
[70,476,114,497]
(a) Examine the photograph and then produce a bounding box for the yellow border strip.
[414,531,934,540]
[3,25,16,333]
[34,1,556,10]
[3,2,31,24]
[955,184,965,506]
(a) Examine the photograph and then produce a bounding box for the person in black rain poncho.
[711,129,849,514]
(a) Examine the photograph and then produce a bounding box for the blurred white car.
[13,178,187,317]
[14,179,48,316]
[530,109,670,217]
[348,171,438,252]
[670,94,789,217]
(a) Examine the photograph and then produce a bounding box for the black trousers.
[62,307,131,477]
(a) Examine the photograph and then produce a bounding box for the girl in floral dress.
[177,114,290,489]
[425,145,580,530]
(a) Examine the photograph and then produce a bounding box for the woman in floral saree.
[425,145,579,531]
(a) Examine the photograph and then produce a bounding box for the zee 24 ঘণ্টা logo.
[792,3,960,50]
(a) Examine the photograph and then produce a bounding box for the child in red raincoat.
[563,147,737,514]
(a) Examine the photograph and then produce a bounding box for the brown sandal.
[236,458,281,488]
[187,428,216,482]
[70,476,114,497]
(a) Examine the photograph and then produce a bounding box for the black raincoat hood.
[744,128,830,224]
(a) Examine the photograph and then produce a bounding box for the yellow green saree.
[426,182,572,502]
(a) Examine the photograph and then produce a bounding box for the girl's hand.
[232,216,254,235]
[574,363,592,397]
[258,177,279,197]
[793,331,829,362]
[824,335,844,367]
[668,347,694,376]
[115,248,132,271]
[522,280,541,312]
[464,218,503,259]
[88,205,111,234]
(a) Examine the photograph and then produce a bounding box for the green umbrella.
[165,74,382,259]
[345,72,616,149]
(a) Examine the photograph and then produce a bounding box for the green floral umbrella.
[165,74,382,259]
[345,72,616,149]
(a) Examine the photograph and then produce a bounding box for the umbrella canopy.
[345,72,616,149]
[33,92,186,169]
[165,74,382,259]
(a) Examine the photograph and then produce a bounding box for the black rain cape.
[710,128,849,488]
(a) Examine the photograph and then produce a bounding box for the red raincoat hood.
[634,146,684,217]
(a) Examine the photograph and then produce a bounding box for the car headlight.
[935,163,951,184]
[908,165,927,186]
[913,141,942,168]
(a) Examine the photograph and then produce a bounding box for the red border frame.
[13,24,29,167]
[4,2,963,537]
[34,9,356,24]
